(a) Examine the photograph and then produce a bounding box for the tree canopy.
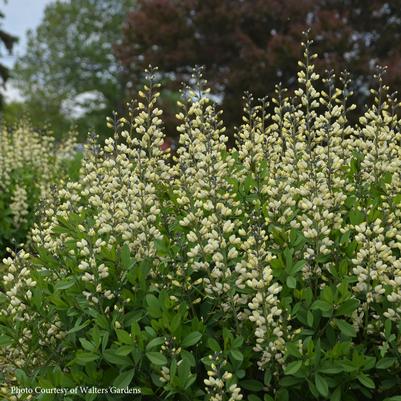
[14,0,132,138]
[116,0,401,132]
[0,9,17,108]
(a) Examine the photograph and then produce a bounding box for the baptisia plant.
[0,123,79,259]
[1,37,401,401]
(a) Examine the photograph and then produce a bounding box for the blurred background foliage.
[0,3,17,108]
[1,0,401,141]
[2,0,132,140]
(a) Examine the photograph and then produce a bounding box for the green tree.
[14,0,132,139]
[0,7,18,108]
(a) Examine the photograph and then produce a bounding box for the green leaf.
[286,342,302,358]
[349,210,365,225]
[95,314,109,330]
[115,345,134,356]
[284,360,302,375]
[207,338,221,352]
[248,396,262,401]
[330,386,341,401]
[15,369,29,386]
[321,286,334,303]
[170,312,182,333]
[339,360,358,372]
[335,319,356,337]
[319,366,343,375]
[0,335,13,346]
[140,387,154,395]
[146,352,167,366]
[103,350,132,366]
[120,244,132,269]
[79,338,95,352]
[146,337,165,351]
[276,388,289,401]
[335,299,359,316]
[144,326,156,337]
[181,331,202,348]
[383,397,401,401]
[113,368,135,388]
[102,332,109,352]
[393,194,401,205]
[307,311,314,327]
[230,350,243,362]
[384,319,392,338]
[55,278,75,290]
[240,380,263,392]
[311,300,332,313]
[289,260,305,275]
[280,376,303,387]
[115,329,132,345]
[232,336,244,348]
[181,350,196,367]
[358,373,375,389]
[155,238,170,257]
[74,351,99,365]
[315,373,329,398]
[286,276,296,289]
[283,248,293,270]
[376,357,396,369]
[145,294,161,318]
[243,175,257,192]
[67,319,90,334]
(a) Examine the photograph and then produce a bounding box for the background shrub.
[0,123,79,259]
[1,40,401,401]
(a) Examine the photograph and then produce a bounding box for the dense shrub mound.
[0,123,78,259]
[1,41,401,401]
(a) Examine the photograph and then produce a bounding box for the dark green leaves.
[335,298,359,316]
[240,379,263,392]
[315,373,329,398]
[311,300,332,313]
[376,357,396,369]
[357,373,375,389]
[146,294,162,318]
[335,319,356,337]
[115,329,133,345]
[120,244,132,270]
[146,352,167,366]
[79,338,95,352]
[229,350,243,362]
[54,278,75,290]
[207,338,221,352]
[74,351,99,365]
[349,209,365,225]
[284,360,302,375]
[103,350,132,366]
[67,319,91,334]
[113,369,135,388]
[181,331,202,348]
[286,276,297,289]
[0,335,13,346]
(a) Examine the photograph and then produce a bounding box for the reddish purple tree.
[115,0,401,134]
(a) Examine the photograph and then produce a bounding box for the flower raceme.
[1,43,401,401]
[0,122,78,259]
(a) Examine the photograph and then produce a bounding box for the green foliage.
[0,123,80,259]
[13,0,132,140]
[0,7,18,108]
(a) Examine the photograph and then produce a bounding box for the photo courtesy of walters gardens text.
[9,386,141,396]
